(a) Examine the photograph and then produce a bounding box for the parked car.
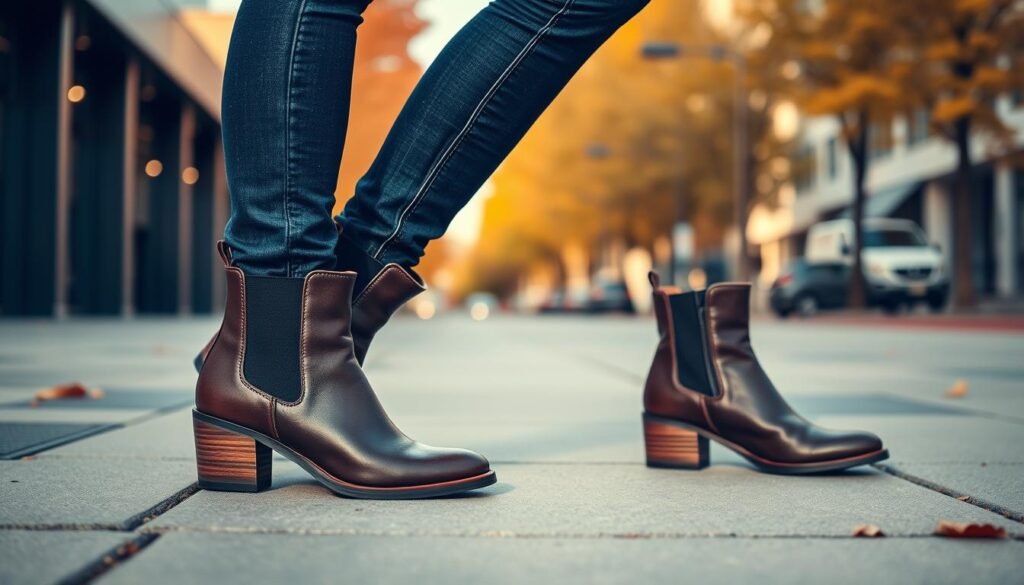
[805,218,949,312]
[584,278,635,314]
[770,259,850,317]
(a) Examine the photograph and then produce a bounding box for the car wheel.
[795,294,819,318]
[774,308,791,319]
[927,295,946,313]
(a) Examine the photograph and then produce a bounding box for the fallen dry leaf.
[957,495,970,502]
[934,521,1007,539]
[851,524,885,538]
[32,382,104,406]
[944,379,969,398]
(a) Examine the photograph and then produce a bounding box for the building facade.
[749,97,1024,302]
[1,0,227,316]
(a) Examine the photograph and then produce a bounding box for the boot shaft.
[196,243,359,426]
[647,281,737,400]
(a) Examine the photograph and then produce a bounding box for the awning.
[839,181,922,219]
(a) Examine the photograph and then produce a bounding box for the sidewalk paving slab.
[148,461,1019,537]
[100,533,1024,585]
[40,407,196,461]
[0,530,133,585]
[3,316,1023,583]
[0,459,195,529]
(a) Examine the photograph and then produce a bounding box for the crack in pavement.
[0,483,200,583]
[58,533,160,585]
[874,463,1024,524]
[0,483,199,533]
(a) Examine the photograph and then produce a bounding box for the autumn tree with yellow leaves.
[740,0,918,307]
[743,0,1024,308]
[905,0,1024,307]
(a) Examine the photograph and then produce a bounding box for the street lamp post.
[640,41,751,283]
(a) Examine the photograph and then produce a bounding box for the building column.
[994,163,1019,297]
[923,180,954,273]
[122,58,140,316]
[1,1,63,315]
[53,0,74,317]
[177,104,196,315]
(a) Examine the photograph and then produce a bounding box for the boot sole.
[643,413,889,475]
[194,409,497,499]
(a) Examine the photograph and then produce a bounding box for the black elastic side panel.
[243,276,305,402]
[668,291,717,397]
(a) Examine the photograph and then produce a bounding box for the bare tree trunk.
[845,112,870,308]
[952,116,976,308]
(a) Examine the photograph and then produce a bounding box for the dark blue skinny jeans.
[222,0,649,277]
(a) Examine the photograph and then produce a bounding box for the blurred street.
[1,313,1022,583]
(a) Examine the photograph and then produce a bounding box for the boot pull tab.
[648,271,661,290]
[216,240,234,267]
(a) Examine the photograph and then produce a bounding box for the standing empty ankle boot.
[193,243,495,498]
[193,231,424,371]
[642,273,887,474]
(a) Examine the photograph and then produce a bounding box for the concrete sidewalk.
[1,314,1022,583]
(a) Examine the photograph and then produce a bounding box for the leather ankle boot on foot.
[193,243,495,498]
[642,273,888,474]
[193,232,424,371]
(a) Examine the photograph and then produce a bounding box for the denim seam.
[283,0,311,277]
[371,0,577,261]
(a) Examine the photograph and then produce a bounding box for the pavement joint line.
[489,461,646,466]
[0,404,195,461]
[36,454,197,462]
[874,463,1024,524]
[886,460,1024,466]
[0,423,122,461]
[58,532,160,585]
[118,483,201,531]
[0,482,201,533]
[111,403,194,428]
[135,526,1024,540]
[888,399,1024,426]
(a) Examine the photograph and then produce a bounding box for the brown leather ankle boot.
[193,233,424,371]
[642,273,887,474]
[193,243,494,498]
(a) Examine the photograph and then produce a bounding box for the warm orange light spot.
[182,167,200,185]
[67,85,86,103]
[145,160,164,178]
[75,35,91,51]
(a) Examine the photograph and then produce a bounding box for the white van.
[805,218,949,311]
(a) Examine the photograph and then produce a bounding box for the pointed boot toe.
[814,428,886,462]
[413,446,492,484]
